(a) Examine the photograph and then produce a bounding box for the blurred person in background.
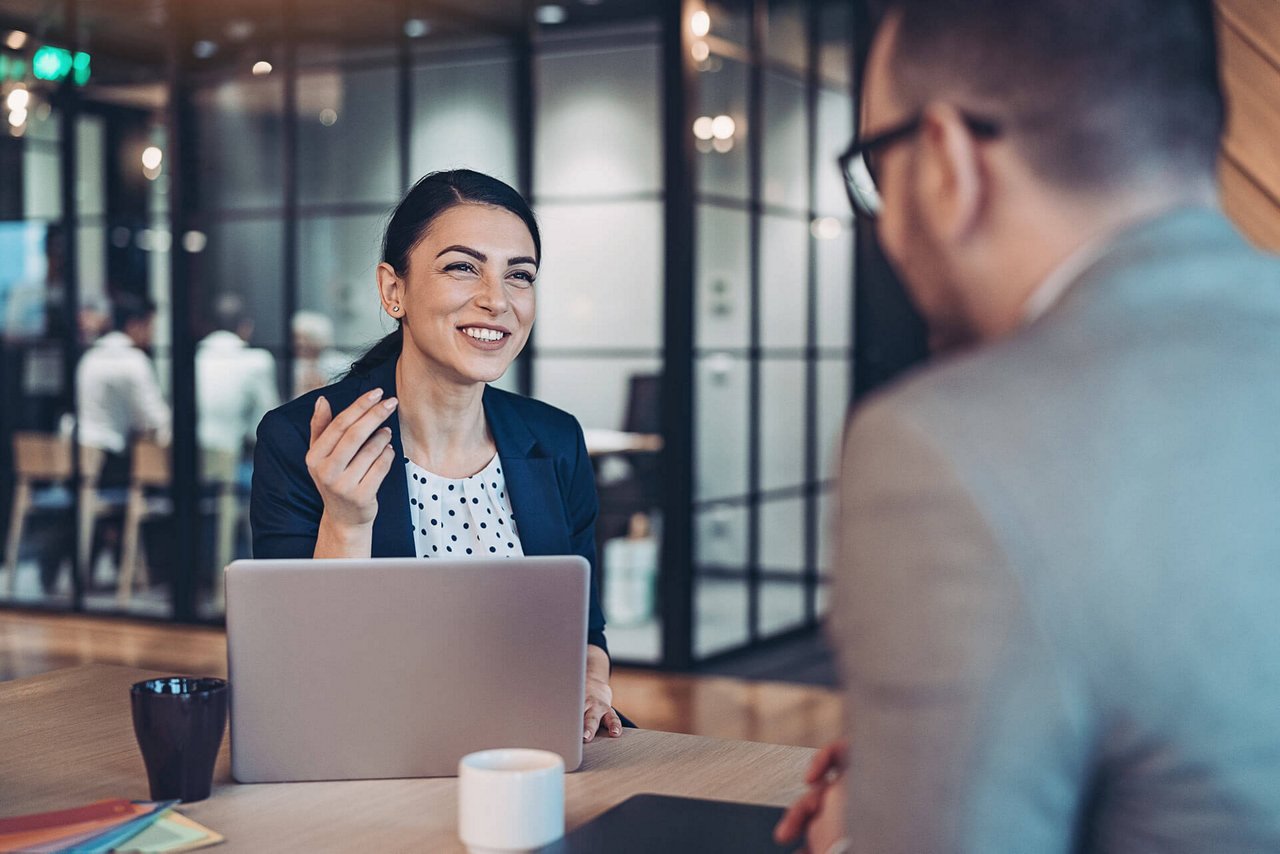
[195,293,280,459]
[291,310,349,398]
[777,0,1280,852]
[41,292,170,592]
[76,292,170,459]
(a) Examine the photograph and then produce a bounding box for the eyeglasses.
[838,113,1001,219]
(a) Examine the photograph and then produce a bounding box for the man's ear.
[912,101,985,245]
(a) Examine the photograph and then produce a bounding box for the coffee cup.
[458,748,565,853]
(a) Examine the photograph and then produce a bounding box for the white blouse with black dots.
[405,454,524,559]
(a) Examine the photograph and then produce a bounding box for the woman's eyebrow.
[436,245,486,262]
[508,256,538,268]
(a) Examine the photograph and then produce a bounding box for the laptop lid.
[225,556,588,783]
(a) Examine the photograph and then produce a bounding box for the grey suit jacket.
[834,207,1280,853]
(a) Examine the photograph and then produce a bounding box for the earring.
[390,305,401,314]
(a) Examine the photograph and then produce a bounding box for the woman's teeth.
[462,327,505,342]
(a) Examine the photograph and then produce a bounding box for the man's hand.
[774,738,848,852]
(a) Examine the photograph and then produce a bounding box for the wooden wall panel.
[1221,156,1280,249]
[1215,0,1280,252]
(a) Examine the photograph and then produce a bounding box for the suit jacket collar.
[1045,204,1238,322]
[359,358,562,557]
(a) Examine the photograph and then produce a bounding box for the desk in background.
[0,665,814,852]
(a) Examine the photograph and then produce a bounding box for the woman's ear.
[376,262,404,318]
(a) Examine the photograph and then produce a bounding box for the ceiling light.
[810,217,842,240]
[252,61,273,76]
[182,230,208,254]
[403,18,431,38]
[691,10,710,37]
[319,108,338,126]
[6,87,29,111]
[711,114,735,140]
[536,5,568,25]
[226,19,254,41]
[8,108,27,128]
[692,116,714,141]
[5,30,28,50]
[141,145,163,171]
[193,40,218,59]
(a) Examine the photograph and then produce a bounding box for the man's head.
[859,0,1223,351]
[112,293,157,349]
[213,292,254,342]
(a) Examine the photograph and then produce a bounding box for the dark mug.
[130,677,229,802]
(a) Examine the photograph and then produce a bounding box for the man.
[48,293,170,592]
[77,292,170,457]
[195,293,279,456]
[778,1,1280,852]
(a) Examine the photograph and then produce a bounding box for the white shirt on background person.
[75,331,171,454]
[195,330,280,454]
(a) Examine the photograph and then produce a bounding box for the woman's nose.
[474,273,511,313]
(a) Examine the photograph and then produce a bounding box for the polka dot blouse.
[405,454,524,559]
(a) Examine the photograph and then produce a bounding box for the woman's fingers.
[308,388,388,459]
[325,396,399,472]
[583,703,605,742]
[602,707,622,738]
[357,440,397,492]
[309,396,333,446]
[345,428,393,487]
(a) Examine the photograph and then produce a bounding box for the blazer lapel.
[366,359,414,558]
[483,388,572,557]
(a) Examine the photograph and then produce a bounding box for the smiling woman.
[250,170,624,743]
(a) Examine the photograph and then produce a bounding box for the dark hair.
[112,292,157,331]
[212,292,248,333]
[348,170,541,377]
[874,0,1224,189]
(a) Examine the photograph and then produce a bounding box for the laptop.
[538,795,800,853]
[224,556,589,783]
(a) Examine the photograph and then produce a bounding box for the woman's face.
[381,203,537,386]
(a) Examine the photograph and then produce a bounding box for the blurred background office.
[0,0,1275,671]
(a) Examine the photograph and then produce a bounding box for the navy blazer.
[250,357,608,652]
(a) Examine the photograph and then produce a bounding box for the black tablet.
[539,793,801,853]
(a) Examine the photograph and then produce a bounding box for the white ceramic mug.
[458,748,565,854]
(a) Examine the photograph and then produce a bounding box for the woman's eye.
[509,271,536,286]
[445,262,477,274]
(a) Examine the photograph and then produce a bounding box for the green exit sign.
[31,46,91,85]
[0,53,27,83]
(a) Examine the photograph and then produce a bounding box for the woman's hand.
[774,738,849,852]
[583,644,622,742]
[308,389,399,557]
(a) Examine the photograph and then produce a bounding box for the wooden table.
[1,665,815,852]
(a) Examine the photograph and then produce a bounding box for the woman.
[250,170,622,743]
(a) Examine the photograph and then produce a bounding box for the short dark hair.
[348,169,541,377]
[213,292,248,333]
[112,293,156,331]
[874,0,1224,189]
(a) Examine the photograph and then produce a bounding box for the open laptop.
[224,556,588,783]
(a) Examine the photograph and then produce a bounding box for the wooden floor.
[0,609,842,748]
